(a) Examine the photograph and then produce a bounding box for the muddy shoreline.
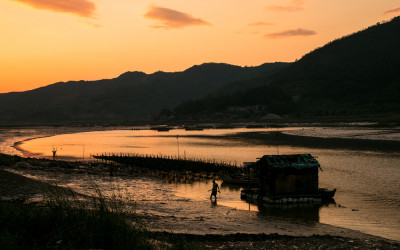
[1,160,399,249]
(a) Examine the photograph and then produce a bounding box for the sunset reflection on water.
[14,127,400,241]
[19,128,295,162]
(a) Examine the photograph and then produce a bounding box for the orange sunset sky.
[1,0,400,93]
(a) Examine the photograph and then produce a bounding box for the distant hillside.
[0,62,287,125]
[175,17,400,119]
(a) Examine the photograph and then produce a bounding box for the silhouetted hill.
[272,17,400,116]
[175,17,400,119]
[0,63,287,125]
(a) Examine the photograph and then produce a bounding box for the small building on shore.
[256,154,320,197]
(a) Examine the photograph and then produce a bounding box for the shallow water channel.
[9,127,400,241]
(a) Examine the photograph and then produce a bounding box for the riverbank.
[2,126,400,244]
[1,154,399,249]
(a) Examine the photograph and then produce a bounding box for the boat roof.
[258,154,320,169]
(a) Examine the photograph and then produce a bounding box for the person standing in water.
[209,180,220,201]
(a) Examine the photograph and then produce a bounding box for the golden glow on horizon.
[1,0,399,93]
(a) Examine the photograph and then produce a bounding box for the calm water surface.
[14,128,400,241]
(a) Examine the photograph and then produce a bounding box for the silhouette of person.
[209,180,220,201]
[52,148,57,160]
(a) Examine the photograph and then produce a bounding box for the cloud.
[144,5,211,29]
[86,21,102,28]
[11,0,96,17]
[384,7,400,15]
[266,0,304,12]
[265,28,316,39]
[248,22,274,26]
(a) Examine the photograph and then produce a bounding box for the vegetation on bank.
[0,153,19,167]
[0,178,196,249]
[0,186,152,249]
[0,153,80,170]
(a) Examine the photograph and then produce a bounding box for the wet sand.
[0,169,52,199]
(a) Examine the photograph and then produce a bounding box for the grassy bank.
[0,186,155,249]
[0,153,20,167]
[2,198,400,250]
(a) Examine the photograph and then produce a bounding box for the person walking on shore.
[209,180,220,201]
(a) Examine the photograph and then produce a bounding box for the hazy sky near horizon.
[1,0,399,93]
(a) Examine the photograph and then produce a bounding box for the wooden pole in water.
[177,135,180,159]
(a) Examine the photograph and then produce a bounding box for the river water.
[2,126,400,241]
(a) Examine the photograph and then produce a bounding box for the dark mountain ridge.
[0,62,287,125]
[271,17,400,115]
[175,16,400,119]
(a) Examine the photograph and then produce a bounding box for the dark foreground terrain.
[1,154,400,249]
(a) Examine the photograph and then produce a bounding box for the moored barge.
[241,154,336,204]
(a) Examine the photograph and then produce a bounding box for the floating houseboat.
[241,154,335,204]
